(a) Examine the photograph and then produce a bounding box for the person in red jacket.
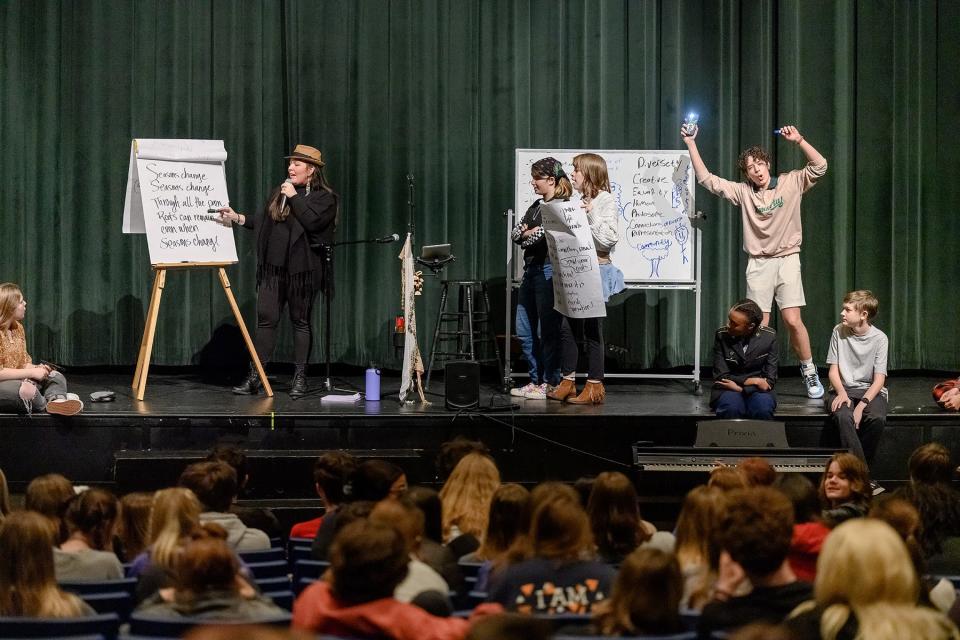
[293,519,499,639]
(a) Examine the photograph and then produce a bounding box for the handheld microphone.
[377,233,401,244]
[280,178,293,209]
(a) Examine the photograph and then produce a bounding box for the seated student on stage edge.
[824,289,889,473]
[293,519,500,638]
[0,282,82,416]
[178,461,270,552]
[290,451,358,540]
[933,376,960,411]
[55,488,124,582]
[136,527,283,621]
[710,298,778,419]
[819,452,872,527]
[698,487,812,637]
[0,511,94,618]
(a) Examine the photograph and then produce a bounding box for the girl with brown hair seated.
[55,488,124,581]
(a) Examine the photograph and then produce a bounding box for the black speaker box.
[445,361,480,410]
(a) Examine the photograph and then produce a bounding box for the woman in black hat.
[218,144,338,398]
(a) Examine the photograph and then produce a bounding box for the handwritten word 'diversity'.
[637,156,684,169]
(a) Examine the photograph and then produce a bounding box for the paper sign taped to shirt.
[541,200,606,319]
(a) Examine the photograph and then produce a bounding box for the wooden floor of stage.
[5,369,957,420]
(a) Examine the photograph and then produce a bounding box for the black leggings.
[254,281,316,365]
[559,316,604,381]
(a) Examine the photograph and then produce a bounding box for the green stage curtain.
[1,0,958,371]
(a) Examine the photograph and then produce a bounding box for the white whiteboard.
[123,139,238,265]
[514,149,695,283]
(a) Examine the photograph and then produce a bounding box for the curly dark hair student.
[715,487,794,577]
[329,520,410,604]
[178,461,238,512]
[737,146,772,176]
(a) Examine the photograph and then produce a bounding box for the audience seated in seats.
[738,457,778,487]
[435,437,491,484]
[568,547,685,637]
[179,460,271,552]
[369,497,451,614]
[786,519,960,639]
[777,474,830,583]
[293,519,500,639]
[0,468,10,523]
[55,488,124,581]
[587,471,674,565]
[674,485,729,610]
[869,496,958,620]
[894,443,960,573]
[24,472,75,544]
[709,466,746,492]
[130,487,203,601]
[933,376,960,411]
[208,444,282,539]
[465,613,553,640]
[819,453,871,527]
[135,526,284,621]
[117,491,154,563]
[311,459,407,561]
[464,483,531,592]
[698,487,812,637]
[408,486,465,594]
[289,451,357,540]
[0,511,94,617]
[440,452,501,559]
[486,483,615,615]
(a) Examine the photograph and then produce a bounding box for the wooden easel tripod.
[132,262,273,401]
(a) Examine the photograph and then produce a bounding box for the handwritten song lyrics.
[541,200,606,319]
[136,159,238,264]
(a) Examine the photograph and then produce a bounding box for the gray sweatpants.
[0,371,69,414]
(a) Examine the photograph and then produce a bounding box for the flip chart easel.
[132,262,274,400]
[123,139,271,399]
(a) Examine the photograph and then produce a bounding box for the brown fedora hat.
[285,144,324,167]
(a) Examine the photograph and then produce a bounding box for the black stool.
[425,280,503,390]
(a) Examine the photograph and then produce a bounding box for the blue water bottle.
[365,366,381,402]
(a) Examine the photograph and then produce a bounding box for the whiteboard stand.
[132,262,273,401]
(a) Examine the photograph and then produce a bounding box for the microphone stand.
[312,235,400,396]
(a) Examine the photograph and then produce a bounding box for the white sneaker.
[47,393,83,417]
[510,382,537,398]
[523,383,548,400]
[803,371,825,399]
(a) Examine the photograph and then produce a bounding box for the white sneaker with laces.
[510,382,537,398]
[803,371,825,399]
[523,383,548,400]
[871,481,885,496]
[46,393,83,417]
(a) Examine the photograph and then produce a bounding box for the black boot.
[232,364,261,395]
[289,364,308,399]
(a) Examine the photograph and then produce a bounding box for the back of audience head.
[819,452,871,509]
[592,547,683,636]
[0,510,87,617]
[0,468,10,522]
[331,500,376,537]
[149,487,202,570]
[179,460,238,512]
[909,443,955,485]
[313,451,357,508]
[207,444,250,493]
[65,487,119,551]
[24,473,74,541]
[476,483,530,561]
[574,476,596,507]
[738,457,777,487]
[528,487,594,562]
[728,623,799,640]
[869,495,925,572]
[116,491,153,560]
[587,471,650,560]
[465,613,553,640]
[708,466,745,492]
[716,487,794,579]
[435,436,490,482]
[370,496,424,555]
[776,474,822,524]
[406,486,443,544]
[348,460,406,502]
[674,485,727,567]
[439,451,500,541]
[329,519,409,604]
[174,525,238,602]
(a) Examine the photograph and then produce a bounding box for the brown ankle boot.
[567,380,605,405]
[547,378,577,401]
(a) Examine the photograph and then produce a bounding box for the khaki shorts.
[745,253,805,313]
